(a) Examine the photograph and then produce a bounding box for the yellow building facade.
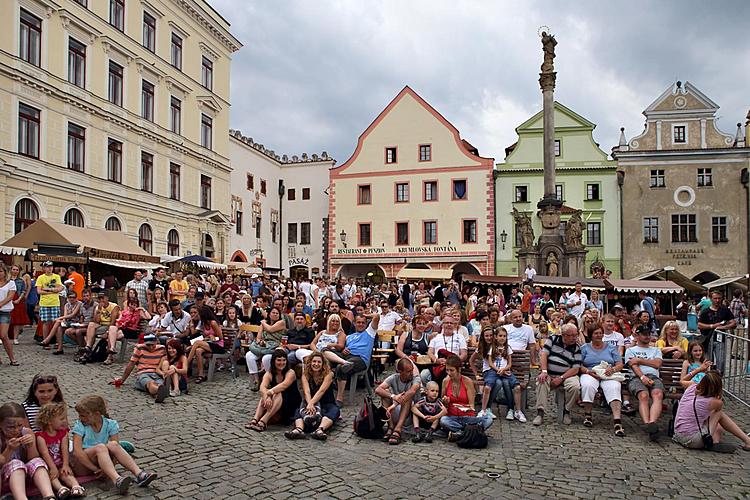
[0,0,241,261]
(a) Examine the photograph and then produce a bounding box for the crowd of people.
[1,262,750,495]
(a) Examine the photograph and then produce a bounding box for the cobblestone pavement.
[1,330,749,499]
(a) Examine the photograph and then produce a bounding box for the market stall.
[605,278,684,316]
[395,268,453,282]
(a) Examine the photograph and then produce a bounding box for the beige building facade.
[613,81,750,281]
[0,0,241,261]
[328,86,495,280]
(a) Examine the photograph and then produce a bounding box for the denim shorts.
[0,311,10,324]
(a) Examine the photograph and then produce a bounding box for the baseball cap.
[64,279,75,285]
[251,274,259,279]
[43,260,54,267]
[238,289,248,295]
[195,291,205,299]
[143,334,158,344]
[635,325,651,335]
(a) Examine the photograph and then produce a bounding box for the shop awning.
[631,267,704,293]
[702,275,749,291]
[605,279,683,294]
[461,275,521,286]
[89,257,162,270]
[0,246,27,256]
[195,261,227,271]
[532,276,606,291]
[396,268,453,281]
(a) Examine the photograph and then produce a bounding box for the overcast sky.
[212,0,750,164]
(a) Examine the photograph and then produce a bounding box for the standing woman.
[24,271,39,326]
[0,264,19,364]
[9,265,30,344]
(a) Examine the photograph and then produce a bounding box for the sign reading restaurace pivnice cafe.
[336,245,458,255]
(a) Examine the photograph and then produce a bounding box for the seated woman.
[294,314,346,364]
[186,305,224,383]
[41,291,81,354]
[439,355,492,440]
[395,314,431,378]
[103,298,151,365]
[580,322,625,436]
[161,339,188,396]
[657,320,688,359]
[247,349,301,432]
[245,307,286,391]
[673,370,750,451]
[148,301,168,335]
[680,340,711,389]
[284,352,339,441]
[148,287,166,315]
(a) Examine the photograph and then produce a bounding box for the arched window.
[167,229,179,256]
[138,223,153,254]
[14,198,39,234]
[202,233,214,259]
[64,208,84,227]
[105,216,121,231]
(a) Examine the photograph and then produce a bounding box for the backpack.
[83,338,109,364]
[353,395,386,439]
[456,423,488,449]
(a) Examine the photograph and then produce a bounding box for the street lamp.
[500,230,508,250]
[339,229,347,248]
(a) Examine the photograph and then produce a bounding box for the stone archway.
[404,263,430,269]
[451,262,481,280]
[231,250,248,262]
[692,270,720,286]
[337,264,386,284]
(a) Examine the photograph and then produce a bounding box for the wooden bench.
[371,330,396,379]
[207,327,239,382]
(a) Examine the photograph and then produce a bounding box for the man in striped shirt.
[113,334,169,403]
[533,324,582,426]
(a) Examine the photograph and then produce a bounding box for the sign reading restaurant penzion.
[336,246,458,255]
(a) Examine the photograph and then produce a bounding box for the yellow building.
[0,0,241,261]
[329,86,495,280]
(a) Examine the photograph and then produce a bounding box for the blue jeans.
[440,413,493,433]
[483,371,520,410]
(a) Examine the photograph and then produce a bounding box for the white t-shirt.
[567,292,588,317]
[0,280,17,313]
[378,311,402,331]
[428,332,467,356]
[603,331,625,348]
[482,345,513,372]
[299,281,313,307]
[504,324,536,351]
[524,267,536,281]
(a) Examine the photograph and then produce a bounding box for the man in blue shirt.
[250,274,263,298]
[324,313,380,406]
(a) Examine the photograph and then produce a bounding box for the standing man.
[169,270,189,303]
[67,265,85,301]
[697,291,736,374]
[729,289,747,330]
[36,261,63,348]
[524,263,537,285]
[566,282,587,319]
[533,324,582,426]
[126,270,149,308]
[148,267,170,305]
[624,325,664,441]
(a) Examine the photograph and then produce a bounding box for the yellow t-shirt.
[98,302,117,327]
[169,279,188,300]
[36,273,62,308]
[656,337,689,352]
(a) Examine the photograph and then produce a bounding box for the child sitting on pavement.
[411,381,446,443]
[35,402,85,498]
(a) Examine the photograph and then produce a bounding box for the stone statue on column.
[541,31,557,73]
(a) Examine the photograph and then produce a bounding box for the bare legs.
[0,323,16,363]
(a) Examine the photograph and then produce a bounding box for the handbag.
[692,393,713,450]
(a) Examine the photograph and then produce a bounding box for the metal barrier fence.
[721,329,750,408]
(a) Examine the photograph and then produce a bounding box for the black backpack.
[456,423,488,449]
[84,338,109,364]
[353,395,386,439]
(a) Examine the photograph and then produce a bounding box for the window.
[200,175,211,209]
[419,144,431,161]
[396,222,409,245]
[201,56,213,90]
[302,188,310,200]
[246,174,254,190]
[167,229,179,256]
[452,179,467,200]
[170,33,182,69]
[671,214,697,243]
[107,139,122,183]
[301,223,311,245]
[674,125,686,144]
[586,183,600,201]
[555,184,564,201]
[141,80,154,121]
[139,224,153,254]
[287,188,296,201]
[385,147,397,164]
[105,216,121,231]
[423,221,437,245]
[64,208,84,227]
[169,96,181,134]
[260,180,266,195]
[424,181,438,201]
[712,216,728,243]
[463,219,477,243]
[697,168,713,187]
[359,223,371,246]
[67,38,86,88]
[169,163,180,200]
[142,12,156,52]
[515,223,523,247]
[288,223,297,244]
[14,199,38,234]
[271,221,277,243]
[235,211,242,235]
[554,139,561,157]
[141,152,153,192]
[200,114,212,149]
[358,185,371,205]
[108,61,123,106]
[67,123,85,172]
[255,217,261,239]
[514,185,528,203]
[18,103,40,158]
[650,169,665,188]
[586,222,601,245]
[203,234,214,259]
[19,9,41,67]
[395,183,409,203]
[643,217,659,243]
[73,0,87,6]
[110,0,124,31]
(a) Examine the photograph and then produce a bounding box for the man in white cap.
[250,274,262,298]
[113,333,169,403]
[36,261,63,349]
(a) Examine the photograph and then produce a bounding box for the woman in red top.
[103,298,150,365]
[440,356,493,440]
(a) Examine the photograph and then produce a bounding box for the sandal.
[245,418,260,430]
[253,420,267,433]
[9,361,19,366]
[388,430,402,445]
[250,381,260,392]
[53,349,64,355]
[381,427,394,442]
[70,485,86,497]
[311,427,328,441]
[614,423,626,437]
[583,414,593,428]
[284,427,306,440]
[42,343,52,350]
[102,356,113,366]
[57,487,71,500]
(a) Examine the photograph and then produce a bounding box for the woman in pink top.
[673,371,750,451]
[103,298,150,365]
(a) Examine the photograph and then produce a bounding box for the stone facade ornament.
[546,251,559,277]
[513,208,535,249]
[564,210,584,249]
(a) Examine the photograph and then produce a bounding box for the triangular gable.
[516,102,596,133]
[196,94,223,114]
[644,81,719,115]
[331,86,492,176]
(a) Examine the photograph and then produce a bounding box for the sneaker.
[135,470,158,487]
[622,401,636,416]
[447,431,462,443]
[412,430,424,443]
[424,429,434,443]
[515,410,527,423]
[487,409,497,420]
[505,409,515,421]
[169,389,180,397]
[563,412,572,425]
[647,422,659,441]
[115,476,133,494]
[13,339,19,345]
[477,409,487,418]
[532,414,544,426]
[155,384,169,403]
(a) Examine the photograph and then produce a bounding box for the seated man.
[625,325,664,441]
[533,323,582,426]
[277,312,314,367]
[374,358,421,445]
[159,300,191,343]
[83,294,120,353]
[66,289,97,349]
[112,333,169,403]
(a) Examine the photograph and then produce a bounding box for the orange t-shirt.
[69,272,85,299]
[521,292,532,313]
